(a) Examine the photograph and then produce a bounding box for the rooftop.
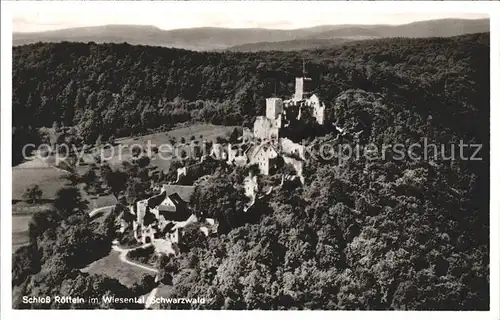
[161,184,195,203]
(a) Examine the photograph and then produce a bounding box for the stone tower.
[266,97,283,120]
[294,59,311,100]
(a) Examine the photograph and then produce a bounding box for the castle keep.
[253,75,326,142]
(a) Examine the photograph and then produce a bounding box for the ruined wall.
[253,116,279,141]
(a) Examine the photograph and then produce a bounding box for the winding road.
[88,205,116,218]
[87,204,158,273]
[111,244,158,273]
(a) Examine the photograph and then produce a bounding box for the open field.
[118,123,235,145]
[12,168,115,250]
[12,202,52,249]
[12,167,68,201]
[81,250,155,288]
[12,167,69,250]
[12,213,32,250]
[160,185,195,202]
[12,201,53,250]
[109,124,236,171]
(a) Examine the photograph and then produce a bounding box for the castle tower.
[266,97,283,120]
[294,59,311,100]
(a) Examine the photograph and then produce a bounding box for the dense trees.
[190,169,248,232]
[53,187,88,217]
[157,34,488,310]
[12,33,488,148]
[13,186,141,309]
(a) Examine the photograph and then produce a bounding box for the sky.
[9,1,489,33]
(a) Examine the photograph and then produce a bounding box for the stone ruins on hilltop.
[117,64,328,255]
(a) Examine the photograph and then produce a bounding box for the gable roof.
[147,191,167,208]
[168,193,185,207]
[161,184,195,203]
[159,207,192,222]
[309,93,320,101]
[247,142,279,162]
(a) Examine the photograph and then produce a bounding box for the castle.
[248,68,326,177]
[253,74,326,142]
[116,65,327,251]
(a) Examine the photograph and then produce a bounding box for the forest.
[12,32,490,309]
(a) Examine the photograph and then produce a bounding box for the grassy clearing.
[12,167,68,201]
[117,123,235,146]
[85,192,117,210]
[12,213,32,250]
[12,169,115,250]
[12,166,64,250]
[81,250,155,288]
[114,124,236,171]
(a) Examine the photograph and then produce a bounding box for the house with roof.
[238,69,326,185]
[121,184,219,253]
[210,143,227,160]
[247,143,280,176]
[127,185,194,243]
[148,187,192,222]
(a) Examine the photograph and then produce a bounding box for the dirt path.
[88,205,116,218]
[111,244,158,273]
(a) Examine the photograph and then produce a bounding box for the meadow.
[80,250,155,288]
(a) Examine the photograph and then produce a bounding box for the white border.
[1,1,499,320]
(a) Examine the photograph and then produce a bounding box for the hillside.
[12,24,332,50]
[225,38,355,52]
[13,33,489,145]
[12,33,490,309]
[13,18,489,51]
[308,18,490,40]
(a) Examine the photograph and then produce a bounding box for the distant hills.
[225,38,358,52]
[13,18,489,51]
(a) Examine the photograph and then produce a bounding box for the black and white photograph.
[1,1,498,317]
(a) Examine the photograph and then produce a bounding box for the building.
[308,94,325,125]
[284,77,326,125]
[210,143,227,160]
[243,172,258,211]
[266,97,284,125]
[253,116,280,141]
[147,190,192,223]
[253,63,326,143]
[283,155,305,185]
[280,137,306,160]
[253,97,285,141]
[128,185,195,243]
[247,143,280,175]
[294,76,311,101]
